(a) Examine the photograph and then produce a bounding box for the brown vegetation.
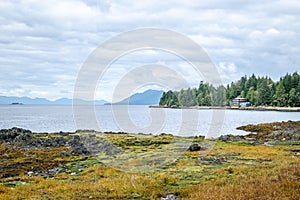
[0,122,299,199]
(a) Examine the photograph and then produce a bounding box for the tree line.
[159,72,300,107]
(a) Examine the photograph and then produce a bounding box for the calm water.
[0,105,299,137]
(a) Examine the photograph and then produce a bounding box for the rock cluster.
[0,128,122,178]
[219,121,300,143]
[0,127,121,156]
[218,134,244,142]
[0,127,32,143]
[79,133,122,155]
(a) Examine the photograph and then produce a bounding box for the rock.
[21,131,121,156]
[236,121,300,142]
[26,166,67,177]
[27,171,34,176]
[0,127,32,143]
[80,134,121,156]
[161,193,179,200]
[218,134,245,142]
[219,135,230,142]
[188,143,201,151]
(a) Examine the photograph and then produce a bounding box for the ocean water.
[0,105,299,137]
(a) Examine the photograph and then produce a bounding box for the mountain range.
[0,89,164,105]
[0,96,109,105]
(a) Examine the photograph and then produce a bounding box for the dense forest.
[159,72,300,107]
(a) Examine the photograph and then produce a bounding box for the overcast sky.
[0,0,299,101]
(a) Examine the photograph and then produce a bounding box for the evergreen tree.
[246,87,256,104]
[159,90,179,106]
[273,82,287,107]
[159,71,300,108]
[288,88,298,107]
[256,80,272,106]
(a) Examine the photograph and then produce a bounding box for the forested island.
[159,72,300,107]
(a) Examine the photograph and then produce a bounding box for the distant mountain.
[0,96,109,105]
[0,96,50,105]
[0,90,163,105]
[114,89,164,105]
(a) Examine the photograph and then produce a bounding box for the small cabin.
[230,96,249,107]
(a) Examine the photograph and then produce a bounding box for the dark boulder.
[188,143,201,151]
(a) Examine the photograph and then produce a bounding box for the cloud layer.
[0,0,299,100]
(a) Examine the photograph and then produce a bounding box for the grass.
[0,128,299,199]
[179,163,300,200]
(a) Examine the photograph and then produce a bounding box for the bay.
[0,105,299,137]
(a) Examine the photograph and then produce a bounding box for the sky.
[0,0,300,101]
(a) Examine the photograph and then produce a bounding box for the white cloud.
[217,62,244,84]
[0,0,299,100]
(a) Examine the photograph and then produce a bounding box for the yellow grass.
[0,131,299,199]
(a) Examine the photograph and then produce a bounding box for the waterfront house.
[231,96,250,107]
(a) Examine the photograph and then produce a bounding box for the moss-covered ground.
[0,126,299,199]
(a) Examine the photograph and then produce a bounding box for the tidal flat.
[0,122,299,200]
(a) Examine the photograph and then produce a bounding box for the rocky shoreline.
[0,128,121,178]
[2,120,299,154]
[1,121,299,178]
[218,121,300,143]
[0,127,122,156]
[0,121,299,199]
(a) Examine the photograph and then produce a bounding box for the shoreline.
[149,105,300,112]
[2,120,299,141]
